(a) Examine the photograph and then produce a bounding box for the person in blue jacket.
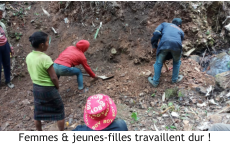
[148,18,184,87]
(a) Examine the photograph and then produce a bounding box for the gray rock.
[189,55,200,63]
[206,52,230,76]
[215,71,230,89]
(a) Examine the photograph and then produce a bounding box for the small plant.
[15,32,23,41]
[13,8,24,18]
[161,104,167,110]
[34,12,39,16]
[131,112,139,121]
[151,93,155,97]
[166,125,176,130]
[178,91,184,98]
[168,102,173,107]
[165,88,178,99]
[206,30,210,35]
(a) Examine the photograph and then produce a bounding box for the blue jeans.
[53,63,84,90]
[153,49,181,85]
[0,42,11,84]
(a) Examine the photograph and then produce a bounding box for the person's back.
[26,50,54,86]
[54,46,85,68]
[160,22,183,43]
[155,22,184,55]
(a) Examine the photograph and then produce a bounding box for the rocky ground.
[1,1,230,131]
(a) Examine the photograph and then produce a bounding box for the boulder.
[189,55,200,63]
[206,52,230,76]
[215,71,230,89]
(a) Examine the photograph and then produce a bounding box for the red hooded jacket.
[54,40,95,78]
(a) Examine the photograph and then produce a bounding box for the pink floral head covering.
[84,94,117,130]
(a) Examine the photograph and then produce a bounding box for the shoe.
[148,77,158,87]
[7,82,14,89]
[78,87,89,94]
[172,75,184,84]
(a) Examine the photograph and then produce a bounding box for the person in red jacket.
[53,40,97,93]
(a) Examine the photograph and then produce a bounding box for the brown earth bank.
[1,1,230,131]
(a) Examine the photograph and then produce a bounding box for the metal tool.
[83,74,114,80]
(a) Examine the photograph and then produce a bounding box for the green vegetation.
[178,90,184,97]
[208,41,214,46]
[34,12,39,16]
[131,112,139,121]
[166,125,176,130]
[168,102,173,107]
[15,32,23,41]
[161,104,167,110]
[13,8,24,18]
[165,88,178,99]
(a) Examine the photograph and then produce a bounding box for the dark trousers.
[0,41,11,84]
[153,49,181,84]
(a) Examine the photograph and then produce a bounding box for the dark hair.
[172,18,182,26]
[29,31,48,48]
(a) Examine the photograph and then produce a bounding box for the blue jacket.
[151,22,184,55]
